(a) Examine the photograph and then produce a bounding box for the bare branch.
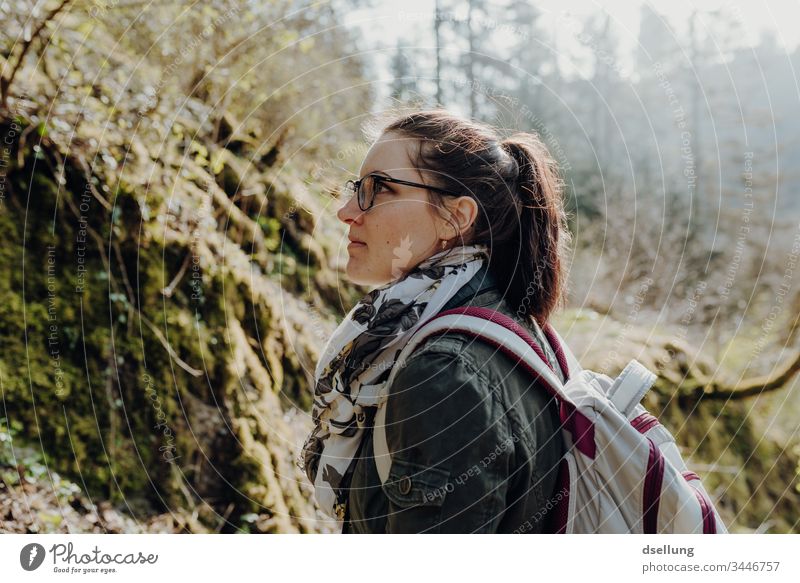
[701,350,800,400]
[1,0,75,109]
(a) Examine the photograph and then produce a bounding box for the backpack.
[372,306,727,534]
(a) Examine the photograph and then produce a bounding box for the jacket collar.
[440,263,500,312]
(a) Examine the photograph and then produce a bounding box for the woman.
[301,109,571,533]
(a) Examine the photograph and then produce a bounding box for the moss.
[1,160,271,527]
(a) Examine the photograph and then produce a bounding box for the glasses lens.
[357,175,378,210]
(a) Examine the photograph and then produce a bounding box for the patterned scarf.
[301,244,490,521]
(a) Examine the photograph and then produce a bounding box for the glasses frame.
[344,172,462,211]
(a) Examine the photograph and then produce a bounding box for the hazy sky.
[345,0,800,64]
[343,0,800,111]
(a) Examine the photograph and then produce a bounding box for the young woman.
[301,109,571,533]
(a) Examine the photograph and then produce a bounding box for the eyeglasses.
[343,172,461,211]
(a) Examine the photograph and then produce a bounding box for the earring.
[440,239,448,250]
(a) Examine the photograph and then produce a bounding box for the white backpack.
[373,306,727,534]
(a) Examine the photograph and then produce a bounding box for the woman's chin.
[346,264,389,287]
[345,263,368,286]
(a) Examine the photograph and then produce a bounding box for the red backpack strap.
[429,306,596,461]
[433,306,571,381]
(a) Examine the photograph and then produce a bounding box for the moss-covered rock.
[0,107,346,533]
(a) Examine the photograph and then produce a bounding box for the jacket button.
[398,475,412,495]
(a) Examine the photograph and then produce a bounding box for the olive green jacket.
[342,266,566,533]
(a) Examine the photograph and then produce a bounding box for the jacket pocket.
[382,457,451,509]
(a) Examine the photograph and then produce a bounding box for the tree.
[390,40,420,104]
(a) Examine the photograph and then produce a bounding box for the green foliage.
[1,418,81,502]
[0,0,369,534]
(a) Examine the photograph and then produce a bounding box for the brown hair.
[375,108,570,324]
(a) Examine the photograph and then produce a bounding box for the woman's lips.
[347,234,366,250]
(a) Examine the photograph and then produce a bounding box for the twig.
[161,252,192,298]
[71,152,113,211]
[140,315,203,378]
[214,503,235,534]
[0,0,75,109]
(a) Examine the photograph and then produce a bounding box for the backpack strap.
[373,308,580,484]
[545,326,583,376]
[452,307,572,383]
[438,307,571,389]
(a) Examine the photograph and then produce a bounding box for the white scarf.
[301,244,490,520]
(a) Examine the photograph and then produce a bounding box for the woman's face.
[336,131,451,286]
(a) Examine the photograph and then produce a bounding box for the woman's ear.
[440,196,478,242]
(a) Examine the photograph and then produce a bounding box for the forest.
[0,0,798,533]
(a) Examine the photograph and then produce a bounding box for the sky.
[346,0,800,50]
[344,0,800,77]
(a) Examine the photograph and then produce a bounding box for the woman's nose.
[336,192,364,224]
